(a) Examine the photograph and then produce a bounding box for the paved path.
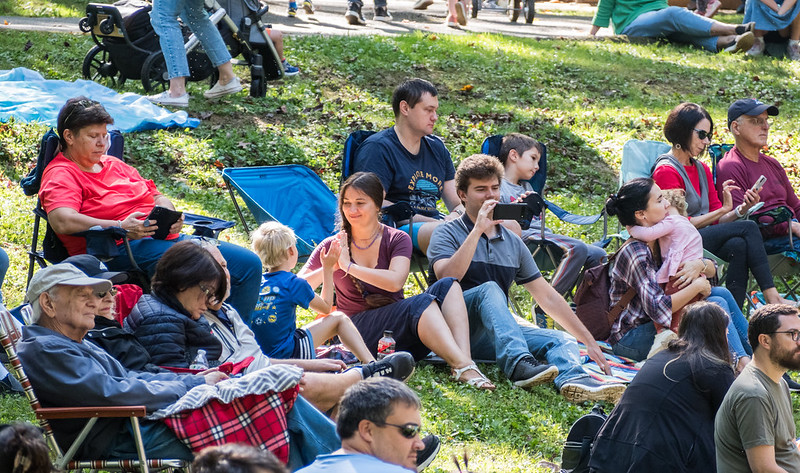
[0,0,611,39]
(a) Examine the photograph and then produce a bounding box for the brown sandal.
[452,363,495,391]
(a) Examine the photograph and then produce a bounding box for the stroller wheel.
[509,0,521,21]
[82,46,125,88]
[141,51,169,93]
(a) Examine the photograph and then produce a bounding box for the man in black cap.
[716,98,800,254]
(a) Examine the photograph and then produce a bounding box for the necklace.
[351,225,382,250]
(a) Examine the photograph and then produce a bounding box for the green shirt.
[592,0,669,35]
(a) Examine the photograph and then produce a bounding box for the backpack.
[573,243,636,341]
[561,404,608,473]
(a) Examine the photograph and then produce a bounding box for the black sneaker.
[361,351,415,381]
[345,1,367,25]
[510,356,558,389]
[416,434,440,472]
[783,373,800,392]
[0,374,23,395]
[374,6,393,21]
[560,376,626,404]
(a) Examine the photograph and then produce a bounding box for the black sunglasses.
[63,98,100,126]
[374,421,421,439]
[97,287,119,299]
[694,128,711,141]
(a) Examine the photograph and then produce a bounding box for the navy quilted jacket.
[125,294,222,368]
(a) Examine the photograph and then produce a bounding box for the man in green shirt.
[715,304,800,473]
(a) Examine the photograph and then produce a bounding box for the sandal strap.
[452,362,479,381]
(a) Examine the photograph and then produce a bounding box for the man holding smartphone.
[427,154,626,403]
[717,98,800,254]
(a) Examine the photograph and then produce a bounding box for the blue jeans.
[462,282,586,390]
[622,6,718,52]
[286,396,340,470]
[107,235,262,322]
[0,247,8,303]
[764,232,800,255]
[150,0,232,80]
[613,287,752,361]
[104,420,194,460]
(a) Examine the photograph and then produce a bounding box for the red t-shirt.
[652,160,723,213]
[39,153,169,255]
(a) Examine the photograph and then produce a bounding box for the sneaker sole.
[374,15,393,21]
[416,437,440,472]
[560,382,626,404]
[345,11,366,24]
[303,3,315,13]
[204,87,243,99]
[147,98,188,108]
[703,1,720,17]
[455,2,467,25]
[413,0,434,9]
[512,365,559,389]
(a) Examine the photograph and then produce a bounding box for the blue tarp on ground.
[0,68,199,132]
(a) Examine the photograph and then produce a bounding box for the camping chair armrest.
[36,405,147,420]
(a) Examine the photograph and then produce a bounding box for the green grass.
[3,19,800,472]
[0,0,100,17]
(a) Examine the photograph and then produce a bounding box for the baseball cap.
[62,254,129,284]
[25,264,112,322]
[727,98,779,128]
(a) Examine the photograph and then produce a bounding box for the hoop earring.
[675,144,682,150]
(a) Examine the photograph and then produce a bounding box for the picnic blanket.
[0,68,199,132]
[578,341,640,383]
[148,364,302,462]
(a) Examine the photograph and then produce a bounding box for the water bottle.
[376,330,396,360]
[189,349,209,370]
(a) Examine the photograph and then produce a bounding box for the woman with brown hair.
[299,172,494,390]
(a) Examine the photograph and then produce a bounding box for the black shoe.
[416,434,440,471]
[361,352,415,381]
[560,376,626,404]
[783,373,800,392]
[373,6,393,21]
[510,356,558,389]
[345,1,367,25]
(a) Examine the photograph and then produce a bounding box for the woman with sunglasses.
[125,241,225,368]
[652,102,788,309]
[39,97,262,322]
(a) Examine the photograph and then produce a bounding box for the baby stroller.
[79,0,283,97]
[470,0,535,23]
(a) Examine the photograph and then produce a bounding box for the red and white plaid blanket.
[148,365,302,462]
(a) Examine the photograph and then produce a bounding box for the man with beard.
[715,304,800,473]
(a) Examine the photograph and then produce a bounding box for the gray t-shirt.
[715,363,800,473]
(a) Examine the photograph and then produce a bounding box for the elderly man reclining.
[16,263,340,468]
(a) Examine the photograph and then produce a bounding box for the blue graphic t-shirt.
[250,271,315,358]
[353,127,455,218]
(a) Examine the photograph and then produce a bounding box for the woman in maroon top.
[651,102,786,308]
[299,172,494,390]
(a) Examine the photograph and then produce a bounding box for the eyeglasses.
[694,129,711,141]
[743,117,770,127]
[97,287,119,299]
[374,421,421,439]
[62,98,100,127]
[199,284,216,301]
[768,330,800,342]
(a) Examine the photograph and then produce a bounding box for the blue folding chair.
[221,165,338,259]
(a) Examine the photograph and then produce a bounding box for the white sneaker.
[703,0,720,17]
[146,90,189,107]
[412,0,433,9]
[746,36,766,56]
[647,329,677,359]
[203,76,243,99]
[723,31,755,53]
[787,40,800,60]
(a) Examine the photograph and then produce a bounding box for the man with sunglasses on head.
[716,98,800,255]
[715,304,800,473]
[298,377,439,473]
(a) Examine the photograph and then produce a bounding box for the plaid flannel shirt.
[608,240,672,345]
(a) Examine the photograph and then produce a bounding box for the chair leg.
[130,417,150,473]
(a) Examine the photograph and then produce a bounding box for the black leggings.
[699,219,775,308]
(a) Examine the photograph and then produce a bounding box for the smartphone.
[751,175,767,192]
[492,203,528,221]
[146,206,183,240]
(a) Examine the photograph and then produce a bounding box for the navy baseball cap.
[728,99,779,128]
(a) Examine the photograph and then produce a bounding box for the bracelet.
[734,205,745,218]
[117,220,123,228]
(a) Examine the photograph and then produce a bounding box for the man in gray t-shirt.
[715,304,800,473]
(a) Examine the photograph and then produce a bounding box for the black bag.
[561,404,607,473]
[573,243,636,341]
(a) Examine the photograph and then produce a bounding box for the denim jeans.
[612,287,752,361]
[107,235,263,322]
[103,420,195,460]
[0,247,7,303]
[764,230,800,255]
[462,282,587,390]
[150,0,232,80]
[622,6,718,52]
[286,396,340,470]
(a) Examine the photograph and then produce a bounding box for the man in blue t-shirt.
[298,378,438,473]
[353,78,464,253]
[427,154,626,404]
